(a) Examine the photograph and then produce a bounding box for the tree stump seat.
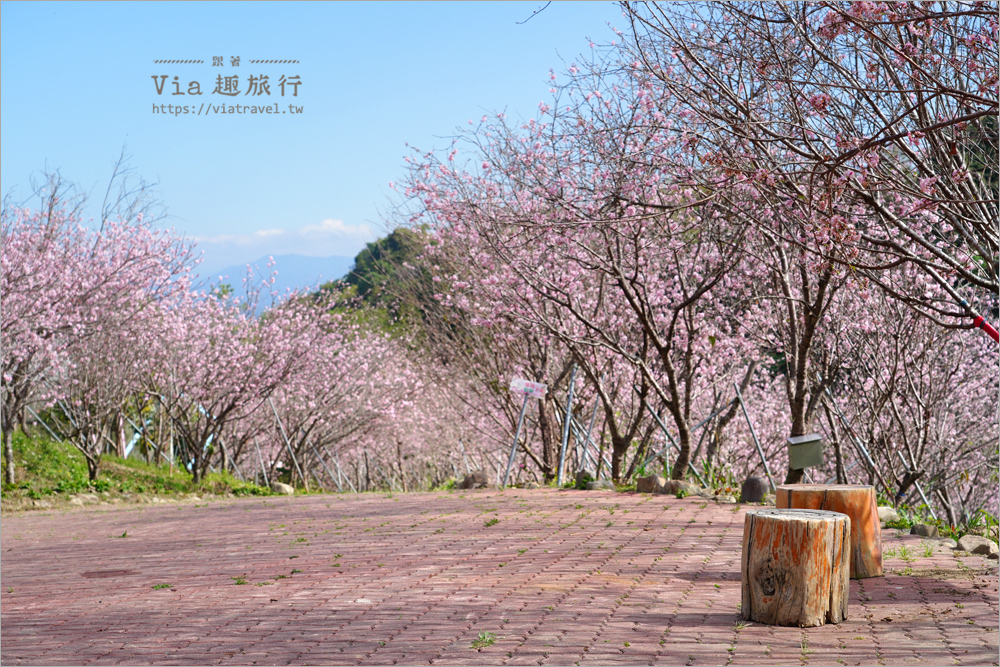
[776,484,883,579]
[741,508,850,627]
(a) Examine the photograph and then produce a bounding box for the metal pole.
[733,383,775,491]
[268,397,305,488]
[635,387,735,469]
[502,394,530,488]
[253,437,269,487]
[332,454,357,493]
[25,406,66,441]
[566,417,612,477]
[557,365,578,486]
[307,440,342,492]
[169,416,174,476]
[822,389,893,498]
[574,395,602,474]
[691,398,737,434]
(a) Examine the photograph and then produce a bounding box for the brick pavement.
[1,489,996,666]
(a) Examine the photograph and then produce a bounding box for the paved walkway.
[1,489,997,666]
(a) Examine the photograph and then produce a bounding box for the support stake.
[556,364,577,486]
[502,394,530,488]
[733,382,775,492]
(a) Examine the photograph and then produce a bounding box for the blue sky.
[1,1,624,278]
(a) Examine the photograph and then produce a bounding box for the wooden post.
[775,484,883,579]
[741,508,850,627]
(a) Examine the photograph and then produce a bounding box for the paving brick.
[2,490,996,665]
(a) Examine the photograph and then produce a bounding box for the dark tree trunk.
[610,434,631,482]
[2,426,14,486]
[671,427,692,481]
[784,467,806,484]
[396,438,408,492]
[538,400,558,483]
[87,455,100,482]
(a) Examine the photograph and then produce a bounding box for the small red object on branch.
[960,300,998,343]
[972,315,999,343]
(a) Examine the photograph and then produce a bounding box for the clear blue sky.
[1,1,624,277]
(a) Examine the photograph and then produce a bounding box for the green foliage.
[321,227,433,338]
[965,508,997,535]
[432,478,458,491]
[884,518,911,531]
[210,282,234,300]
[346,228,421,299]
[471,631,497,650]
[879,496,999,542]
[200,470,271,496]
[575,471,595,490]
[6,430,90,496]
[484,517,500,527]
[2,430,271,503]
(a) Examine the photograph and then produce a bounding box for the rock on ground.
[910,523,939,538]
[636,474,666,494]
[271,482,294,495]
[458,471,490,489]
[658,480,702,496]
[586,480,615,490]
[878,506,900,523]
[739,476,769,503]
[956,534,999,558]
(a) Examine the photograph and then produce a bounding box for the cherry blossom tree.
[401,56,759,482]
[1,174,194,484]
[620,0,998,336]
[828,282,998,522]
[146,279,321,484]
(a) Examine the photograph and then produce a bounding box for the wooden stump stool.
[776,484,883,579]
[741,508,850,627]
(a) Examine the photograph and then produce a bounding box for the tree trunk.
[86,455,100,482]
[538,400,557,482]
[364,451,372,492]
[3,426,15,486]
[783,392,808,484]
[741,508,850,627]
[671,424,692,481]
[775,484,883,579]
[610,435,629,482]
[396,438,408,493]
[595,426,608,479]
[784,467,806,484]
[116,415,126,459]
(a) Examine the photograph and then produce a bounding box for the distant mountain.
[195,254,355,299]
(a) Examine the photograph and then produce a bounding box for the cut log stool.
[741,508,850,627]
[776,484,883,579]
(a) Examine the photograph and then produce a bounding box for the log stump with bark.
[775,484,883,579]
[741,508,850,627]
